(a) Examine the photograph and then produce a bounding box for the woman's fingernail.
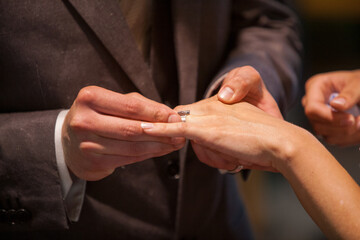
[219,87,234,101]
[331,97,346,107]
[357,120,360,130]
[141,122,154,129]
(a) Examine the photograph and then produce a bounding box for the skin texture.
[61,66,281,179]
[302,69,360,146]
[190,66,283,170]
[61,86,185,181]
[142,97,360,240]
[218,66,283,119]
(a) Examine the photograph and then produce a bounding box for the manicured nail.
[331,97,346,107]
[168,114,180,123]
[219,87,234,101]
[357,120,360,130]
[141,122,154,129]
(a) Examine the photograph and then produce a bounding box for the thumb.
[218,66,262,104]
[330,82,360,111]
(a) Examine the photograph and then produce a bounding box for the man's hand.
[62,86,185,181]
[302,70,360,146]
[217,66,282,119]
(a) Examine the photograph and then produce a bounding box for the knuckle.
[69,115,90,131]
[153,108,168,122]
[242,65,256,72]
[67,109,97,132]
[127,92,141,98]
[303,104,317,117]
[178,122,188,135]
[122,99,142,116]
[324,137,338,146]
[238,77,250,89]
[231,66,261,87]
[311,125,322,135]
[242,66,261,78]
[76,86,98,105]
[343,127,355,136]
[122,124,141,138]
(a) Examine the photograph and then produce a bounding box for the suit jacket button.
[6,209,16,225]
[16,208,32,222]
[167,160,180,179]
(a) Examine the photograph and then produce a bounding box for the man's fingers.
[218,66,262,104]
[330,81,360,111]
[75,86,177,122]
[253,90,283,119]
[81,149,181,181]
[325,132,360,146]
[79,138,185,157]
[312,122,358,137]
[69,110,179,143]
[216,66,283,119]
[304,101,355,125]
[141,115,204,139]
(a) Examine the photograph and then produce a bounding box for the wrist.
[270,124,313,174]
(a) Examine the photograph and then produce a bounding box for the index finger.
[76,86,177,122]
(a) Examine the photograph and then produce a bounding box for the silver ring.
[228,165,243,174]
[178,110,190,122]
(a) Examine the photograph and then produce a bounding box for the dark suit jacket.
[0,0,302,239]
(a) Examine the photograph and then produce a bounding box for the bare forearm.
[277,129,360,239]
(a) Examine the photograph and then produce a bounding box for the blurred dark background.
[237,0,360,239]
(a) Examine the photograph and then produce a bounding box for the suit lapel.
[67,0,161,102]
[172,0,202,105]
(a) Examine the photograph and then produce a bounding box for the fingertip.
[330,97,347,110]
[168,114,181,123]
[140,122,154,130]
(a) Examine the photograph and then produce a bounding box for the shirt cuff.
[55,110,72,198]
[54,109,86,222]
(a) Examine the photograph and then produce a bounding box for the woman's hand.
[142,96,307,172]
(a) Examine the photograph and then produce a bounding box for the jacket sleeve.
[213,0,303,112]
[0,110,69,231]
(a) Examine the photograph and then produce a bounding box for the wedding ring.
[228,165,244,174]
[178,110,190,122]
